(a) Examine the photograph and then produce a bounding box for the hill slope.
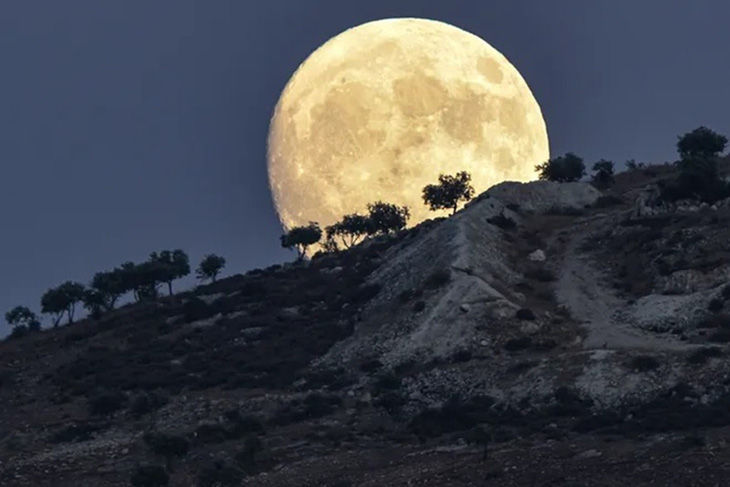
[3,163,730,486]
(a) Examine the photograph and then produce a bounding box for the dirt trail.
[554,214,694,352]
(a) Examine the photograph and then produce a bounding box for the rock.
[576,449,602,459]
[520,322,541,335]
[358,392,372,404]
[278,307,301,319]
[459,304,470,313]
[528,249,546,262]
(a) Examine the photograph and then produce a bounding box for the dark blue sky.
[1,1,728,334]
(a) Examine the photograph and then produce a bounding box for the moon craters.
[477,56,504,84]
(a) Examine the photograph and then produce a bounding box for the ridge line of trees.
[5,251,227,338]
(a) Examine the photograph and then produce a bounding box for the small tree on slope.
[422,171,475,215]
[281,222,322,260]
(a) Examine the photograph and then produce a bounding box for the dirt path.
[554,214,693,351]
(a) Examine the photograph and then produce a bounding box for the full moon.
[267,18,549,234]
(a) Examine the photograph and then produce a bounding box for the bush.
[687,347,723,366]
[504,337,532,352]
[130,465,169,487]
[630,355,661,372]
[88,389,126,416]
[413,301,426,313]
[709,298,724,313]
[130,391,169,418]
[524,268,556,282]
[593,194,623,208]
[424,269,451,289]
[591,160,615,188]
[143,432,190,459]
[536,153,586,182]
[50,422,108,443]
[487,212,516,229]
[197,460,243,487]
[515,308,536,321]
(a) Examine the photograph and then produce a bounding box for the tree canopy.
[535,153,586,182]
[196,254,226,282]
[281,222,322,260]
[41,281,86,327]
[366,201,410,235]
[325,213,371,249]
[422,171,475,214]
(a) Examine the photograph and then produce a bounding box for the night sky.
[1,1,728,334]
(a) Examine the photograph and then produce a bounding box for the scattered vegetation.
[366,201,410,235]
[280,222,323,259]
[325,213,371,250]
[535,153,586,182]
[591,159,615,189]
[629,355,661,372]
[422,171,475,215]
[130,464,170,487]
[196,254,227,283]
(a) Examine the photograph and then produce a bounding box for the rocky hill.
[3,161,730,486]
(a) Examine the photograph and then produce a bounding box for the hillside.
[3,160,730,486]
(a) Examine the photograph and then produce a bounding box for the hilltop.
[2,158,730,486]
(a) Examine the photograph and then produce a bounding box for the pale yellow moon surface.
[267,18,549,234]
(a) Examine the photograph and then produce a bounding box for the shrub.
[198,461,243,487]
[593,194,623,208]
[424,269,451,289]
[50,423,108,443]
[413,301,426,313]
[130,465,169,487]
[181,296,215,322]
[143,432,190,459]
[504,337,532,352]
[687,347,723,366]
[710,329,730,343]
[630,355,661,372]
[88,389,126,416]
[524,268,556,282]
[709,298,724,313]
[487,212,516,229]
[591,159,615,188]
[515,308,536,321]
[677,126,728,160]
[535,153,586,182]
[130,391,169,418]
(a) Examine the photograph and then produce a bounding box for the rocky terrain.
[2,160,730,486]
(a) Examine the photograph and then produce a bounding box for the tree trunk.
[167,281,173,296]
[68,305,75,324]
[212,274,217,283]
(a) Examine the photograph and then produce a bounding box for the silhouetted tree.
[591,159,615,189]
[280,222,322,260]
[677,126,728,160]
[5,306,41,334]
[41,281,86,326]
[325,213,370,249]
[88,269,126,311]
[422,171,475,214]
[662,127,730,203]
[535,153,586,182]
[120,261,162,302]
[366,201,410,235]
[149,250,191,295]
[196,254,226,283]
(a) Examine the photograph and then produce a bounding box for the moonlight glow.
[267,18,549,233]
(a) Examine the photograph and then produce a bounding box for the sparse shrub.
[709,329,730,343]
[625,159,645,171]
[422,171,475,215]
[374,372,402,391]
[235,435,267,475]
[487,211,516,229]
[535,153,586,182]
[353,283,382,304]
[515,308,535,321]
[593,194,623,208]
[4,306,41,335]
[722,284,730,300]
[197,460,243,487]
[143,432,190,460]
[194,423,229,444]
[687,347,723,365]
[130,391,169,418]
[360,359,383,373]
[524,268,556,282]
[130,464,169,487]
[504,337,532,352]
[375,391,408,415]
[451,350,473,363]
[709,298,724,313]
[413,301,426,313]
[397,288,414,303]
[181,296,215,322]
[280,222,322,260]
[424,269,451,289]
[50,422,108,443]
[88,389,126,416]
[591,159,615,188]
[630,355,661,372]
